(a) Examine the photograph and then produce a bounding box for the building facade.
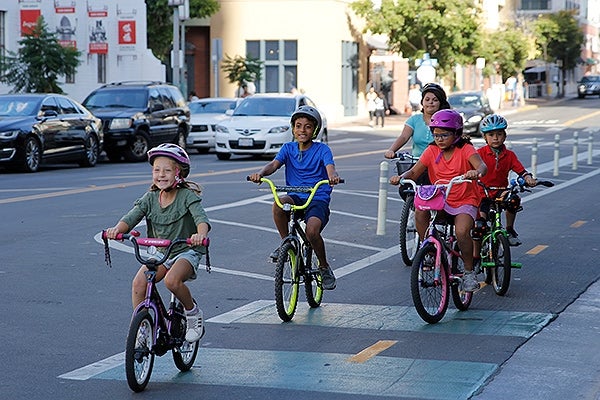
[0,0,164,103]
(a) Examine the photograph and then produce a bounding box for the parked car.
[186,97,242,153]
[576,75,600,98]
[82,81,190,162]
[447,91,493,137]
[214,93,328,160]
[0,93,103,173]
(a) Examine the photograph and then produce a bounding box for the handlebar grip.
[338,178,345,184]
[201,237,210,247]
[537,180,554,187]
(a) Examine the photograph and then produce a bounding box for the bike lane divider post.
[553,134,560,177]
[531,138,538,177]
[377,161,388,236]
[572,131,578,171]
[588,132,594,165]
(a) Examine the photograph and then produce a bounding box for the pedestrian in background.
[366,86,377,126]
[374,92,388,128]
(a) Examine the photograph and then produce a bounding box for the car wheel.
[125,132,150,162]
[79,134,99,167]
[216,152,231,160]
[20,136,42,173]
[175,127,187,149]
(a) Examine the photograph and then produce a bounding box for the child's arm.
[248,159,283,183]
[105,221,130,239]
[326,164,341,185]
[190,222,210,246]
[465,153,487,180]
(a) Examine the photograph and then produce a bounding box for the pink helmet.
[147,143,191,178]
[429,109,463,133]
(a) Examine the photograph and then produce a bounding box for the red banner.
[20,9,41,35]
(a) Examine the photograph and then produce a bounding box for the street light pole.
[168,0,184,87]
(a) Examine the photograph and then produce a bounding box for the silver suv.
[82,81,190,162]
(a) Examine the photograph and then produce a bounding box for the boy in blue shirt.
[248,106,342,290]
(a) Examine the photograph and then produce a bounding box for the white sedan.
[214,93,327,160]
[186,98,242,153]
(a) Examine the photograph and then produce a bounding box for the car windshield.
[0,97,41,117]
[448,94,482,108]
[189,100,237,114]
[581,76,600,83]
[233,97,296,117]
[83,89,148,109]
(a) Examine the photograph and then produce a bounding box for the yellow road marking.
[570,220,587,228]
[347,340,397,363]
[526,245,548,255]
[564,110,600,126]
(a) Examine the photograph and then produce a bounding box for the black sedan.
[0,93,103,172]
[448,91,494,137]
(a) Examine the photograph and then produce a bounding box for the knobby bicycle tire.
[490,232,512,296]
[304,247,323,308]
[125,310,155,392]
[450,242,473,311]
[399,194,418,266]
[411,243,449,324]
[275,241,300,321]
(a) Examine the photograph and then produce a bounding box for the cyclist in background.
[476,114,536,247]
[104,144,210,343]
[248,106,342,290]
[389,109,487,291]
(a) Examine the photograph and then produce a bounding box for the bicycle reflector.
[503,193,523,213]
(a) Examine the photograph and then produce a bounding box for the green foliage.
[351,0,482,78]
[145,0,220,62]
[221,54,264,89]
[478,25,529,80]
[534,10,584,70]
[0,16,81,93]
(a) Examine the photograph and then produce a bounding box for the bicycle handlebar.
[246,176,344,211]
[400,175,471,197]
[387,151,419,162]
[478,177,554,198]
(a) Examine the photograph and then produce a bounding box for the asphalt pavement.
[332,93,600,400]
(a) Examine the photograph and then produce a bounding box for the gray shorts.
[162,249,203,280]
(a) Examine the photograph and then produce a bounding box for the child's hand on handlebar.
[104,227,121,239]
[463,169,481,180]
[328,175,343,185]
[384,150,396,159]
[389,175,401,185]
[247,173,262,184]
[189,233,208,246]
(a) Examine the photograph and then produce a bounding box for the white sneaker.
[185,309,204,343]
[463,271,479,292]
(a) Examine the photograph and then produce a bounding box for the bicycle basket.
[414,185,445,211]
[395,160,414,175]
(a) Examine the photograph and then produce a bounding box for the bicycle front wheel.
[275,241,300,321]
[125,310,155,392]
[304,248,323,308]
[399,194,418,266]
[490,232,511,296]
[411,243,449,324]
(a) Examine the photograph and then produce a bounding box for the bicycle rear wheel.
[399,194,418,266]
[489,232,511,296]
[450,244,473,311]
[171,303,199,371]
[304,248,323,308]
[125,310,155,392]
[275,241,300,321]
[411,243,449,324]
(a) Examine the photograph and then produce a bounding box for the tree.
[145,0,220,62]
[478,25,529,80]
[0,16,80,93]
[220,54,264,95]
[351,0,482,78]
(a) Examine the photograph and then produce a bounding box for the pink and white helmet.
[147,143,191,178]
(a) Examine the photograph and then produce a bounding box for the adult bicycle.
[476,177,554,296]
[247,177,342,322]
[391,152,420,266]
[400,175,475,324]
[102,230,210,392]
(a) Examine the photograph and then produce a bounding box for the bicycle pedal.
[510,262,522,269]
[481,262,495,268]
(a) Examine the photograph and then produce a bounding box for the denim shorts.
[289,195,330,228]
[162,248,203,280]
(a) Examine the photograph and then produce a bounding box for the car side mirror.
[42,109,58,118]
[225,109,234,116]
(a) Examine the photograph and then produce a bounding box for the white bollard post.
[588,132,594,165]
[572,131,578,170]
[553,134,560,177]
[531,138,538,177]
[376,161,389,236]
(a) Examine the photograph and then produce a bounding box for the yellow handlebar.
[258,177,331,211]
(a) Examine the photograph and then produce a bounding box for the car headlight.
[109,118,132,130]
[0,130,20,139]
[467,115,483,124]
[268,126,290,134]
[578,84,585,91]
[214,125,229,133]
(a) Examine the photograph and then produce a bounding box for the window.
[519,0,551,10]
[246,40,298,93]
[97,54,106,83]
[56,97,79,114]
